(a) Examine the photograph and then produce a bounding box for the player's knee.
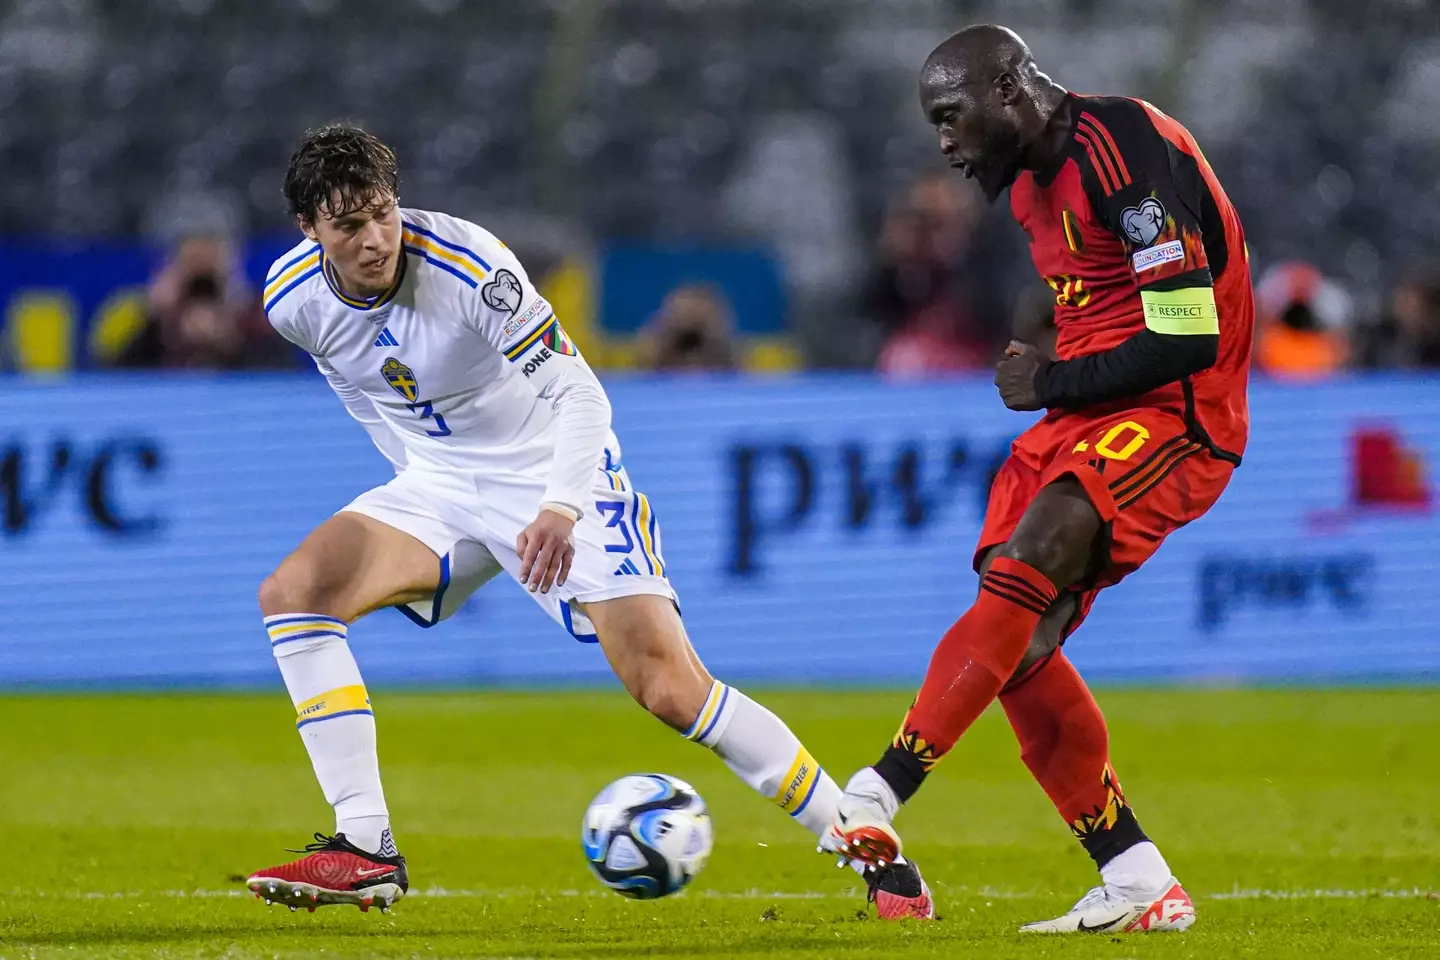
[1009,640,1052,686]
[623,661,707,731]
[1007,601,1070,685]
[630,678,691,729]
[998,529,1074,585]
[1002,481,1101,588]
[258,563,330,617]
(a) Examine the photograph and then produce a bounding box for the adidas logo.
[373,327,398,347]
[613,558,641,576]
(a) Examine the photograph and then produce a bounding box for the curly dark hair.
[283,123,399,223]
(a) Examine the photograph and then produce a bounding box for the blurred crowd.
[2,0,1436,378]
[860,172,1440,380]
[110,235,289,371]
[121,172,1440,378]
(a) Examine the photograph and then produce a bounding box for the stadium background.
[3,3,1439,958]
[1,0,1436,687]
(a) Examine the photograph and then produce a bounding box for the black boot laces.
[285,832,349,854]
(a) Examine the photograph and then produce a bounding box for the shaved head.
[917,24,1065,202]
[922,24,1035,90]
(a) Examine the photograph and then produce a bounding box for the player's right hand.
[517,507,576,594]
[995,340,1047,411]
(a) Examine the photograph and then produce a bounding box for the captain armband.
[1141,287,1218,336]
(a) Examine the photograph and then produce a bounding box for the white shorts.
[340,457,674,641]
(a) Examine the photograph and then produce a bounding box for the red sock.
[875,557,1057,801]
[999,652,1148,866]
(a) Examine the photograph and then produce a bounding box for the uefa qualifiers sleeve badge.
[482,269,523,317]
[1119,197,1166,247]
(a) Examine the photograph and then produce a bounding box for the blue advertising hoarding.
[0,376,1436,688]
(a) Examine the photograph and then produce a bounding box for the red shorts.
[976,406,1235,636]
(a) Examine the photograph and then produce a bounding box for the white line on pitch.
[8,886,1436,902]
[1208,887,1437,901]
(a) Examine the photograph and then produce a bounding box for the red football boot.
[866,859,936,920]
[245,832,408,913]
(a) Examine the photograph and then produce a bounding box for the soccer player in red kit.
[825,25,1254,932]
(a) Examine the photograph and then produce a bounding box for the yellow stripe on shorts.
[635,493,664,576]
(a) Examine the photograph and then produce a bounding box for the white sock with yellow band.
[682,680,843,837]
[266,614,392,856]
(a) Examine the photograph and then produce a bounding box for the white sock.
[845,766,901,820]
[266,614,391,855]
[682,680,842,837]
[1101,841,1172,896]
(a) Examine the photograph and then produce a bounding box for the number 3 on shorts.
[1081,420,1150,461]
[595,500,634,553]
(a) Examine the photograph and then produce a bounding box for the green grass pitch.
[1,688,1437,958]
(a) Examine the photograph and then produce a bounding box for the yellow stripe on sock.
[685,682,724,741]
[295,684,372,727]
[267,620,345,640]
[772,747,818,814]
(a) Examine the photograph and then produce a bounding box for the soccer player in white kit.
[242,125,933,918]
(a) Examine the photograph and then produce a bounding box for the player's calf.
[846,480,1098,816]
[585,592,934,919]
[587,594,843,835]
[257,513,441,862]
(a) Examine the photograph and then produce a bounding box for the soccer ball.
[581,773,713,899]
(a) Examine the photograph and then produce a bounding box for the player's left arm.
[1023,112,1220,411]
[468,244,611,592]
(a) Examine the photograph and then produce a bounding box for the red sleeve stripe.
[1075,127,1119,195]
[1079,113,1131,186]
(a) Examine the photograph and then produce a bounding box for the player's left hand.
[994,340,1049,411]
[518,507,576,594]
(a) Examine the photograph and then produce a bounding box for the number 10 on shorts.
[1076,420,1151,461]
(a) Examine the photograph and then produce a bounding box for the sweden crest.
[381,357,419,402]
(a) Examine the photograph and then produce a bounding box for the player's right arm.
[311,355,408,473]
[264,247,408,473]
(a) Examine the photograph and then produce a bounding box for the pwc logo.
[1350,426,1430,510]
[1307,424,1432,532]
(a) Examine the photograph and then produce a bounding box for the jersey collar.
[320,250,406,311]
[1030,93,1080,188]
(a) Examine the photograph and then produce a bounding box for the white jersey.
[264,208,616,514]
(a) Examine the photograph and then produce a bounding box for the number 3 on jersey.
[407,402,451,437]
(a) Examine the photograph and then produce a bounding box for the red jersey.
[1009,94,1254,461]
